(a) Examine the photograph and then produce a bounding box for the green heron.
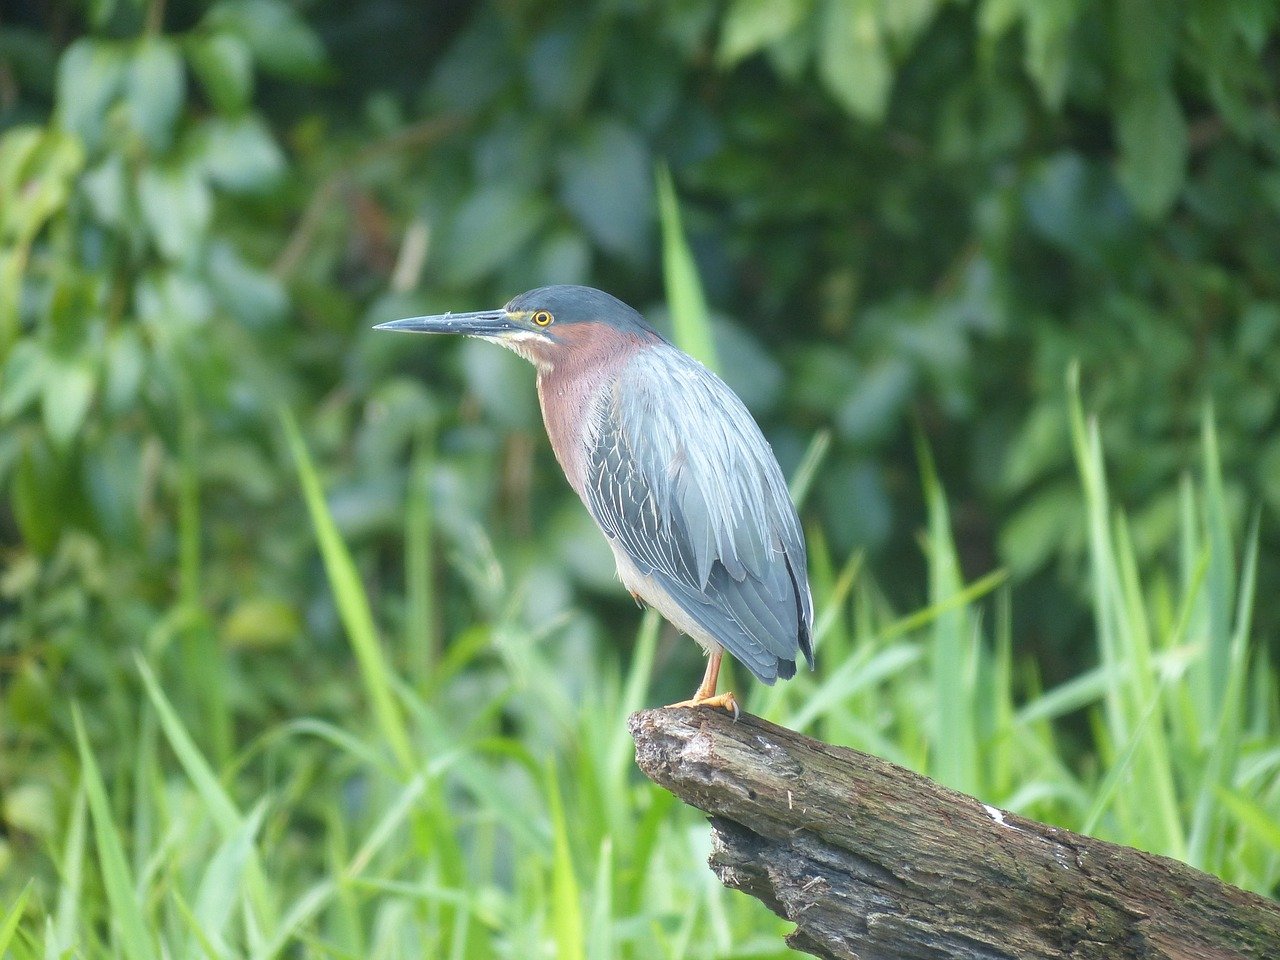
[377,285,813,714]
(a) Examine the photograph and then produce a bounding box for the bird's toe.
[664,691,740,720]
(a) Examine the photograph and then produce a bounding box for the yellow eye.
[532,310,553,327]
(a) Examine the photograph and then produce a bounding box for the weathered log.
[628,707,1280,960]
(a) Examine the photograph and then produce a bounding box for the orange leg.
[665,648,739,718]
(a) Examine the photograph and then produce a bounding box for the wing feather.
[583,345,814,683]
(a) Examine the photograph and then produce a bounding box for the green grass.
[3,369,1276,958]
[3,192,1277,956]
[656,162,718,374]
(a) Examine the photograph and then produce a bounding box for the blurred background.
[1,1,1278,957]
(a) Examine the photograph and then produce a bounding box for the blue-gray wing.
[583,345,814,684]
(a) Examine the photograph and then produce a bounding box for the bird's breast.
[536,330,642,498]
[537,371,599,497]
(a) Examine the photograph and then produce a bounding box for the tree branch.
[628,708,1280,960]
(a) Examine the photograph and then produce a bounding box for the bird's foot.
[665,691,740,720]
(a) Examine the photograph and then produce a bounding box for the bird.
[376,285,813,715]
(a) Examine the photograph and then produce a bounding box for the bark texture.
[628,707,1280,960]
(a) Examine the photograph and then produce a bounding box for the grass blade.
[135,655,240,832]
[281,408,416,774]
[587,837,614,960]
[52,780,87,954]
[879,568,1007,644]
[251,882,336,960]
[0,882,32,956]
[1080,677,1170,839]
[193,802,268,951]
[1189,512,1261,868]
[1216,788,1280,853]
[345,773,428,878]
[656,163,718,372]
[405,425,437,690]
[73,707,158,960]
[788,429,832,509]
[546,767,584,960]
[917,430,977,793]
[1200,406,1234,714]
[788,644,922,732]
[171,887,229,960]
[609,608,661,781]
[135,654,278,934]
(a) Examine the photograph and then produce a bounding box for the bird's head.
[375,285,660,370]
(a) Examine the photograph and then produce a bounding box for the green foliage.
[1,0,1279,954]
[1,391,1276,958]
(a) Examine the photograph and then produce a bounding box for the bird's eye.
[532,310,553,327]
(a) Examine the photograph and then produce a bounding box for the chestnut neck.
[535,321,659,495]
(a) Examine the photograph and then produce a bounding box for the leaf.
[1021,1,1076,110]
[0,126,85,245]
[206,0,327,80]
[41,357,96,449]
[125,37,186,153]
[103,328,146,413]
[881,0,939,43]
[0,339,47,420]
[83,433,144,543]
[223,597,301,648]
[208,242,288,326]
[977,0,1021,39]
[135,655,243,833]
[88,0,118,28]
[1260,440,1280,514]
[1115,82,1187,219]
[526,20,606,115]
[836,356,914,442]
[12,442,63,553]
[0,127,41,211]
[819,0,892,122]
[533,230,592,287]
[82,154,129,227]
[1001,403,1070,492]
[765,13,817,79]
[1023,151,1135,265]
[137,161,212,262]
[0,251,19,350]
[55,39,127,150]
[556,120,652,260]
[187,31,253,114]
[437,184,549,286]
[197,116,285,193]
[135,269,215,334]
[1113,0,1177,85]
[718,0,810,66]
[46,269,99,357]
[3,782,55,838]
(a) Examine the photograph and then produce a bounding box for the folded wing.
[583,346,814,683]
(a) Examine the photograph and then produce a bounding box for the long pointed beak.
[374,309,513,337]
